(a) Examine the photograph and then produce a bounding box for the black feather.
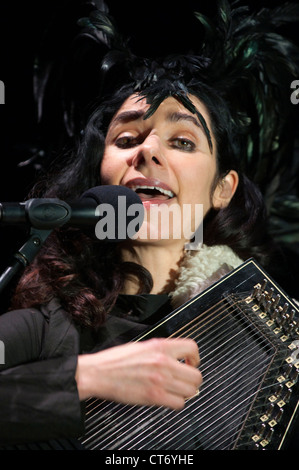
[33,0,299,209]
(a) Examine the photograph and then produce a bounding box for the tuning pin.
[275,384,284,398]
[277,313,287,327]
[288,309,295,323]
[270,307,280,321]
[281,303,289,315]
[289,367,299,382]
[293,317,299,333]
[265,402,275,414]
[255,289,262,302]
[267,287,275,301]
[284,310,297,334]
[263,427,274,442]
[282,363,293,378]
[272,294,281,309]
[281,388,292,404]
[255,422,267,439]
[274,407,284,423]
[252,285,261,299]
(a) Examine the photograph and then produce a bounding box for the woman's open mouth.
[125,178,175,207]
[133,185,174,202]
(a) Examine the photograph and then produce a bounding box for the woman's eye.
[171,138,195,151]
[115,135,138,148]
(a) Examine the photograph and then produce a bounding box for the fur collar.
[170,244,243,308]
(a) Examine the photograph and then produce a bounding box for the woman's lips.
[124,178,175,207]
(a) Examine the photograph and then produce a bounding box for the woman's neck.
[119,242,185,295]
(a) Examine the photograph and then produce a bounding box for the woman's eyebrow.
[109,110,145,129]
[167,111,202,128]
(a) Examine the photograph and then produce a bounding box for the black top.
[0,294,173,447]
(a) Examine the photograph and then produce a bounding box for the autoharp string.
[158,339,275,450]
[81,293,280,449]
[81,295,275,448]
[82,295,239,423]
[118,314,275,450]
[83,348,271,448]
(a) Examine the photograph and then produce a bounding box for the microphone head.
[80,185,144,242]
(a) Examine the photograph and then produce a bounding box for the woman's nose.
[131,135,165,169]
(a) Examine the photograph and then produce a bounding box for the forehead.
[111,94,211,124]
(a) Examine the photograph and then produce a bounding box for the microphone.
[0,185,144,241]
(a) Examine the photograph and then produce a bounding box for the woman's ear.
[212,170,239,209]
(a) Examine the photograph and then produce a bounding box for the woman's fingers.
[130,338,203,409]
[76,337,203,410]
[157,337,201,367]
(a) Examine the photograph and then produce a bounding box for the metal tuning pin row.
[242,280,299,449]
[248,372,298,449]
[250,280,299,338]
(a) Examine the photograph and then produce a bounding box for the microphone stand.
[0,227,52,294]
[0,198,72,294]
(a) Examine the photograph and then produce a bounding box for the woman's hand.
[75,337,202,410]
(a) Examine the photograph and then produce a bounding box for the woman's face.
[100,94,237,248]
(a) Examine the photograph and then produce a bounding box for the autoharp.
[79,258,299,450]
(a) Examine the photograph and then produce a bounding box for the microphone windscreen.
[81,185,140,207]
[80,185,144,242]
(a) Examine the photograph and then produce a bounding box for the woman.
[0,0,298,449]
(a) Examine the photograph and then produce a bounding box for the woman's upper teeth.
[132,185,174,198]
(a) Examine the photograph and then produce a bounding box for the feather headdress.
[33,0,299,206]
